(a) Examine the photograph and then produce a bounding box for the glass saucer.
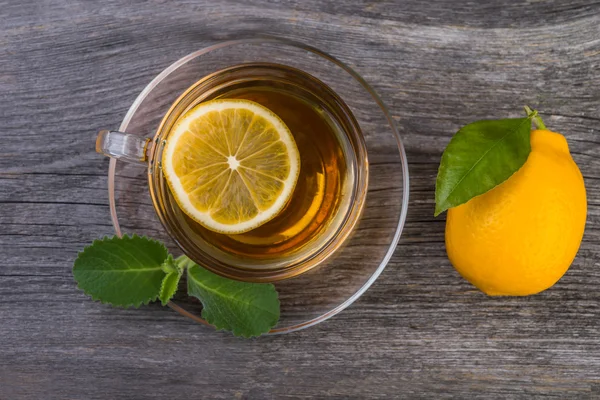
[107,37,409,334]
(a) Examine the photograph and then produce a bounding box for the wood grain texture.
[1,0,600,398]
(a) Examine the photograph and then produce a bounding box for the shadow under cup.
[148,64,369,283]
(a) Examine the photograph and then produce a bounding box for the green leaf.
[159,270,182,306]
[73,235,168,308]
[435,117,532,216]
[161,254,179,274]
[186,261,280,338]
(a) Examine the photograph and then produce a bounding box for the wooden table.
[2,1,599,398]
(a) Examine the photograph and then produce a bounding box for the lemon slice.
[162,99,300,234]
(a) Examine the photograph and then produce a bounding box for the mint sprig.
[435,106,544,216]
[73,235,279,337]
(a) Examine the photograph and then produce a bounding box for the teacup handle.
[96,130,152,166]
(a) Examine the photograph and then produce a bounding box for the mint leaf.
[159,270,182,306]
[187,261,279,337]
[435,117,532,216]
[161,254,179,274]
[73,235,168,307]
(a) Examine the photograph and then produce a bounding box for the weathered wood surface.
[1,0,600,398]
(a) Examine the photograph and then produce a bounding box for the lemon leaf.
[186,260,280,338]
[73,235,168,308]
[435,117,532,216]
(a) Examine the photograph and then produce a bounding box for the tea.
[152,64,367,278]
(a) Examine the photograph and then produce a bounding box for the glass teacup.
[98,62,368,282]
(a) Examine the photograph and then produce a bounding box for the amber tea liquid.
[153,64,367,279]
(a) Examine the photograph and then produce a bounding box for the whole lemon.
[445,129,587,296]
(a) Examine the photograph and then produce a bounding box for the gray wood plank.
[1,0,600,398]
